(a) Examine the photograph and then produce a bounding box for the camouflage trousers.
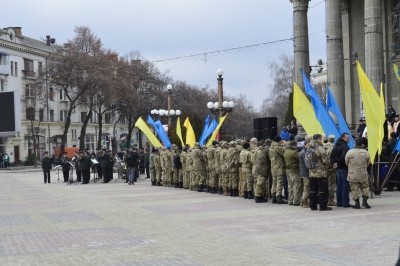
[241,167,253,192]
[287,170,302,205]
[150,167,156,183]
[271,174,285,196]
[172,169,178,184]
[220,172,229,190]
[228,171,239,190]
[349,179,370,200]
[239,169,247,197]
[155,168,162,183]
[208,169,217,188]
[183,170,190,189]
[254,175,267,198]
[302,177,310,201]
[327,170,336,201]
[163,169,172,186]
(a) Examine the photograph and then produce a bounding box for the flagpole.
[380,152,400,192]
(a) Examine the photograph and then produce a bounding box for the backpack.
[304,146,318,170]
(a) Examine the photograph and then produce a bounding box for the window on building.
[25,84,34,97]
[38,62,43,75]
[49,87,54,101]
[59,88,67,101]
[10,61,14,75]
[0,80,4,92]
[26,107,35,120]
[39,109,44,122]
[60,110,67,122]
[49,109,54,122]
[71,129,77,139]
[81,112,87,123]
[23,59,34,77]
[85,134,95,151]
[14,62,18,76]
[0,54,8,65]
[105,113,111,124]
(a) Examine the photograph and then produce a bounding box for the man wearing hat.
[42,151,52,184]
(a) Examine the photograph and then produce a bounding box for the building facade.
[0,27,140,164]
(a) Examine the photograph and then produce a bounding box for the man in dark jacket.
[42,151,52,184]
[61,152,71,182]
[79,151,92,184]
[125,148,139,185]
[330,132,352,207]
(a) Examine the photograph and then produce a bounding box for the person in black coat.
[73,150,82,182]
[79,151,92,184]
[42,151,52,184]
[330,133,351,208]
[61,152,71,182]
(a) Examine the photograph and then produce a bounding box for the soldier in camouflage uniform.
[219,141,229,196]
[283,140,301,205]
[324,135,336,206]
[214,141,223,194]
[180,147,188,189]
[269,136,287,204]
[187,147,195,190]
[309,134,332,211]
[154,149,162,186]
[252,139,271,202]
[299,136,312,208]
[206,141,218,194]
[149,148,157,186]
[191,143,205,192]
[240,142,253,199]
[225,141,240,196]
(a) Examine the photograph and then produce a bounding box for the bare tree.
[48,26,103,154]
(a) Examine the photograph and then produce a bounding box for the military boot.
[248,191,254,199]
[230,189,234,197]
[179,182,183,188]
[218,187,223,195]
[352,199,361,209]
[272,194,277,204]
[255,196,266,203]
[206,186,210,193]
[362,196,371,209]
[244,191,249,199]
[197,185,204,192]
[151,181,156,186]
[276,195,288,204]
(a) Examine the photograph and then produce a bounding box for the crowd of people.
[39,118,400,211]
[121,131,385,211]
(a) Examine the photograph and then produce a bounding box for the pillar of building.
[326,0,345,114]
[291,0,310,90]
[365,0,384,92]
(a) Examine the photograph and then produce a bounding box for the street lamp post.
[167,84,173,128]
[207,69,235,140]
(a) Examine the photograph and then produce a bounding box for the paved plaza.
[0,168,399,266]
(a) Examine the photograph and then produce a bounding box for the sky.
[3,0,326,110]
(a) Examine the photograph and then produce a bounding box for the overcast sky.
[4,0,326,110]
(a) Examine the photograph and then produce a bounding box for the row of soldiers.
[147,135,336,207]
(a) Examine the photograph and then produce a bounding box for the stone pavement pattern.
[0,169,399,266]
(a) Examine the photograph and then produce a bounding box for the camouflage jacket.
[308,140,330,178]
[283,146,300,171]
[269,141,286,176]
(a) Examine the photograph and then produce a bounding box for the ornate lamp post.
[206,69,235,140]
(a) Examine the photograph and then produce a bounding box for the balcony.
[0,65,10,76]
[22,70,36,79]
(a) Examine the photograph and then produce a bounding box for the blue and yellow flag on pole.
[183,117,196,148]
[176,117,184,147]
[135,117,162,147]
[356,61,386,163]
[206,114,228,146]
[293,82,324,136]
[393,63,400,81]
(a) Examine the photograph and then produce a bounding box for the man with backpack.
[330,132,352,208]
[125,148,139,185]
